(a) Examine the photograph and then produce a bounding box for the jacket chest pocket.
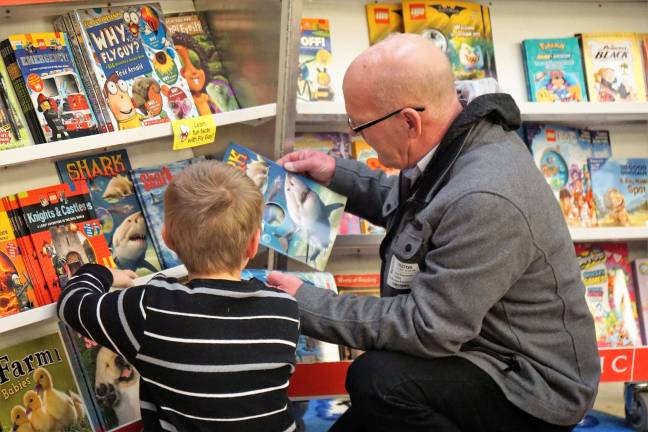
[386,221,430,291]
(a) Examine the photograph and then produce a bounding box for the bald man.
[270,34,599,431]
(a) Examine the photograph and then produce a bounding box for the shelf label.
[172,115,216,150]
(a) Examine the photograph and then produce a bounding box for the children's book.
[575,243,642,347]
[578,32,647,102]
[224,143,346,271]
[526,124,599,228]
[294,132,353,159]
[56,150,162,277]
[366,3,403,45]
[591,129,612,158]
[0,32,98,144]
[338,213,362,235]
[16,181,114,301]
[165,12,240,114]
[69,4,199,130]
[522,37,587,102]
[588,158,648,227]
[131,159,192,269]
[0,57,31,151]
[632,259,648,345]
[0,331,93,432]
[402,0,496,80]
[352,138,399,176]
[640,34,648,96]
[298,18,334,102]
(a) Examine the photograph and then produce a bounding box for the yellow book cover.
[579,32,647,102]
[639,34,648,97]
[366,4,403,45]
[402,0,496,80]
[352,138,399,176]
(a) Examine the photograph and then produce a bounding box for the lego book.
[588,158,648,227]
[0,331,93,432]
[56,150,162,277]
[132,159,192,269]
[402,0,496,80]
[16,181,114,301]
[366,3,403,45]
[224,143,346,271]
[298,18,334,102]
[165,12,240,114]
[0,32,99,144]
[522,37,587,102]
[575,243,642,347]
[633,259,648,345]
[0,56,31,151]
[70,4,199,130]
[526,124,599,228]
[579,32,646,102]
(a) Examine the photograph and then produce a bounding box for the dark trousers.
[330,351,576,432]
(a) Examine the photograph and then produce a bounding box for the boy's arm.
[57,264,146,360]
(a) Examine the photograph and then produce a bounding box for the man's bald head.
[343,33,456,116]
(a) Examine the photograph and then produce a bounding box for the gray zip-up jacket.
[295,94,600,426]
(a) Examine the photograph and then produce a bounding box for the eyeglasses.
[347,107,425,134]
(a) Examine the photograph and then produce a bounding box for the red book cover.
[16,181,114,301]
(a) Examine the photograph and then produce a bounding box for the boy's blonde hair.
[164,160,263,274]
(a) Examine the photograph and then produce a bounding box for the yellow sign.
[172,115,216,150]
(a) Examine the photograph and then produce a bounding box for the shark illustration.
[112,211,158,273]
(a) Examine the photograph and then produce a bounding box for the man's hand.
[267,271,303,297]
[277,150,336,186]
[109,268,137,289]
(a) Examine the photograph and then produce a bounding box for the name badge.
[387,255,419,290]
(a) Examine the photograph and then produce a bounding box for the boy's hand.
[109,268,137,289]
[267,271,303,297]
[277,150,336,186]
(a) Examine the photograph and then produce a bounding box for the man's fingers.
[277,151,305,166]
[267,271,286,286]
[284,158,319,174]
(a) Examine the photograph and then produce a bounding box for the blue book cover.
[131,159,192,269]
[522,37,587,102]
[224,143,346,271]
[590,129,612,158]
[56,150,162,277]
[589,158,648,227]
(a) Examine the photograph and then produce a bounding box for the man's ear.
[401,107,423,139]
[246,229,261,260]
[162,224,174,251]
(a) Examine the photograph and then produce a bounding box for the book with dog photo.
[0,330,93,432]
[588,158,648,227]
[56,150,162,278]
[224,143,347,271]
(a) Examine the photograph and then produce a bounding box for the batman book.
[56,150,162,277]
[224,143,346,271]
[298,18,334,102]
[366,4,403,45]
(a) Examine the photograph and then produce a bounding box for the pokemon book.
[632,259,648,344]
[588,158,648,227]
[575,243,643,347]
[526,124,600,228]
[224,143,346,271]
[522,37,587,102]
[402,0,496,80]
[0,56,31,151]
[165,12,240,114]
[0,32,98,144]
[56,150,162,278]
[132,159,191,269]
[16,181,114,301]
[366,3,403,45]
[578,32,647,102]
[0,331,93,432]
[298,18,334,102]
[69,4,198,131]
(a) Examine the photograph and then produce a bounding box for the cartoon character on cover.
[458,43,484,74]
[172,33,216,115]
[558,189,578,226]
[595,67,633,102]
[123,9,140,38]
[131,77,168,120]
[103,74,141,130]
[138,5,168,50]
[546,71,580,102]
[37,93,67,141]
[603,187,631,226]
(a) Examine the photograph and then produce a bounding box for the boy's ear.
[246,229,261,260]
[161,224,174,251]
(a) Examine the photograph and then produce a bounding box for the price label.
[172,115,216,150]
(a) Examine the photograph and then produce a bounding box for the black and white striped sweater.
[57,264,299,432]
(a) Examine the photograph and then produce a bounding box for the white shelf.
[0,104,277,169]
[570,227,648,242]
[297,101,347,124]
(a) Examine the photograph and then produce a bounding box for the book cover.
[360,219,386,236]
[590,129,612,158]
[588,158,648,227]
[16,181,114,301]
[366,4,403,45]
[338,213,361,235]
[131,159,192,269]
[224,143,346,271]
[0,331,93,431]
[351,138,399,176]
[579,32,647,102]
[402,0,497,80]
[575,242,642,347]
[526,124,598,228]
[293,132,353,159]
[56,150,162,277]
[4,32,99,143]
[640,34,648,96]
[165,12,240,114]
[72,4,199,130]
[522,37,587,102]
[632,259,648,345]
[298,18,334,102]
[0,56,31,151]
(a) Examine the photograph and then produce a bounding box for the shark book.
[224,143,346,271]
[56,150,162,277]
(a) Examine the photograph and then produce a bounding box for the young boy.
[57,160,300,432]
